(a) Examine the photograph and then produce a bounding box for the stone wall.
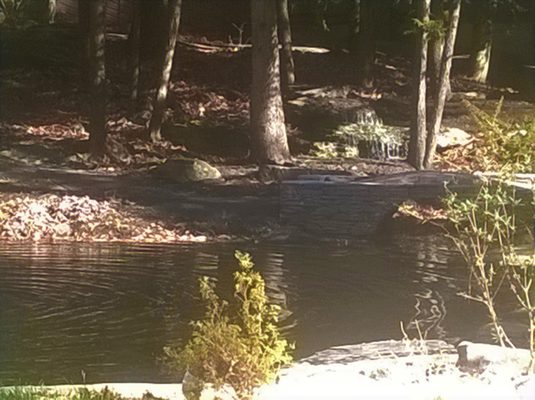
[280,172,485,238]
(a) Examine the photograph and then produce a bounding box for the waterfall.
[332,110,408,161]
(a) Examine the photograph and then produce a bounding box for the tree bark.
[276,0,295,92]
[348,0,361,51]
[128,0,141,115]
[148,0,183,143]
[78,0,90,86]
[78,0,90,35]
[356,0,375,88]
[468,0,496,83]
[424,0,462,169]
[429,0,445,98]
[88,0,107,155]
[251,0,291,165]
[408,0,431,170]
[48,0,56,24]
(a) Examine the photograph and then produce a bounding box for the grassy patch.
[0,387,163,400]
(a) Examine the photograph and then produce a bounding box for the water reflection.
[0,236,525,385]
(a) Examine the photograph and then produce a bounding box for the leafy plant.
[0,387,125,400]
[445,177,535,372]
[165,251,293,400]
[464,99,535,173]
[312,141,359,159]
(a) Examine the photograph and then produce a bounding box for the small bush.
[0,387,124,400]
[165,251,293,400]
[445,177,535,372]
[464,100,535,173]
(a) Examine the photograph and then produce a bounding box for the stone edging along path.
[3,340,534,400]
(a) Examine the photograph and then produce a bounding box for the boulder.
[153,158,221,183]
[436,127,472,150]
[456,341,532,371]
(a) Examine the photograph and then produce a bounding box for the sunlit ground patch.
[0,193,206,243]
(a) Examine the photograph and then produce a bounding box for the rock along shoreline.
[3,339,534,400]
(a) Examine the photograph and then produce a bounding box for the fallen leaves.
[393,200,448,224]
[0,194,206,243]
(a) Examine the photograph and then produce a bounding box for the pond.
[0,235,528,385]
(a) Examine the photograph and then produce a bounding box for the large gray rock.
[153,158,222,183]
[456,341,532,371]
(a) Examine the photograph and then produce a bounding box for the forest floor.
[1,26,534,242]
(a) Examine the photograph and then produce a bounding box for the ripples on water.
[0,236,526,384]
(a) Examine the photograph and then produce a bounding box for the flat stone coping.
[2,340,534,399]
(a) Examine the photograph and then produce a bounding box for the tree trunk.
[468,0,496,83]
[78,0,90,36]
[349,0,361,51]
[78,0,90,85]
[251,0,290,165]
[424,0,462,169]
[356,0,375,88]
[429,0,445,98]
[48,0,56,24]
[128,0,141,115]
[407,0,431,170]
[88,0,107,155]
[148,0,183,143]
[276,0,295,92]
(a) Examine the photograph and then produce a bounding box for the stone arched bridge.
[280,171,533,238]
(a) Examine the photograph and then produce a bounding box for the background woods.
[0,0,534,393]
[0,0,534,168]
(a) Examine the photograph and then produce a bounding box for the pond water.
[0,235,528,385]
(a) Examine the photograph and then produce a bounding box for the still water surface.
[0,235,526,384]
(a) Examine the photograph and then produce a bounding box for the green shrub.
[165,251,293,400]
[465,100,535,173]
[445,177,535,372]
[0,387,125,400]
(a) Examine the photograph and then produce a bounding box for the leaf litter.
[0,193,206,243]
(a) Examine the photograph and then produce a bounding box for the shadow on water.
[0,235,529,385]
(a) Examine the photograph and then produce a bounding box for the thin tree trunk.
[468,0,496,83]
[356,0,375,88]
[88,0,107,155]
[348,0,361,51]
[78,0,90,37]
[429,0,445,98]
[408,0,431,170]
[251,0,290,165]
[424,0,462,169]
[48,0,56,24]
[149,0,182,143]
[277,0,295,92]
[78,0,90,86]
[128,0,141,115]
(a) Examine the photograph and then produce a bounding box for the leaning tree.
[148,0,183,142]
[408,0,462,170]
